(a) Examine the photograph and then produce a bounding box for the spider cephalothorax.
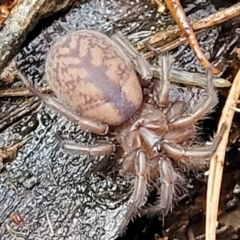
[18,29,220,229]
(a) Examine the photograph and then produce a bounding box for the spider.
[17,29,223,227]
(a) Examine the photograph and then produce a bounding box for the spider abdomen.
[45,30,143,126]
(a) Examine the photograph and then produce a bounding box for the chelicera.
[18,29,222,221]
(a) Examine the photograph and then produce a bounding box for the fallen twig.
[192,3,240,30]
[143,2,240,74]
[141,2,240,51]
[151,65,231,88]
[0,137,32,170]
[0,86,52,97]
[165,0,219,73]
[206,68,240,240]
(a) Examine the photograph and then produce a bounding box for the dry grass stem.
[206,68,240,240]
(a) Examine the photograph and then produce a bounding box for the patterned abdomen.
[45,30,143,126]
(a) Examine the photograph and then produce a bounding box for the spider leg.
[132,149,149,208]
[157,157,185,213]
[164,126,196,144]
[120,149,149,209]
[58,139,115,156]
[153,54,173,107]
[17,71,109,135]
[166,101,187,122]
[169,68,218,129]
[111,32,153,81]
[162,124,227,165]
[117,149,149,235]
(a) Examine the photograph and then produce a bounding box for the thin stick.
[163,0,222,74]
[140,2,240,50]
[206,68,240,240]
[144,29,208,59]
[192,3,240,30]
[0,86,52,97]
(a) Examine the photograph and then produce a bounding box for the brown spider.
[18,29,222,227]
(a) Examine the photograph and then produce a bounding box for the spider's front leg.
[153,54,173,107]
[169,68,219,129]
[153,53,218,125]
[162,124,226,167]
